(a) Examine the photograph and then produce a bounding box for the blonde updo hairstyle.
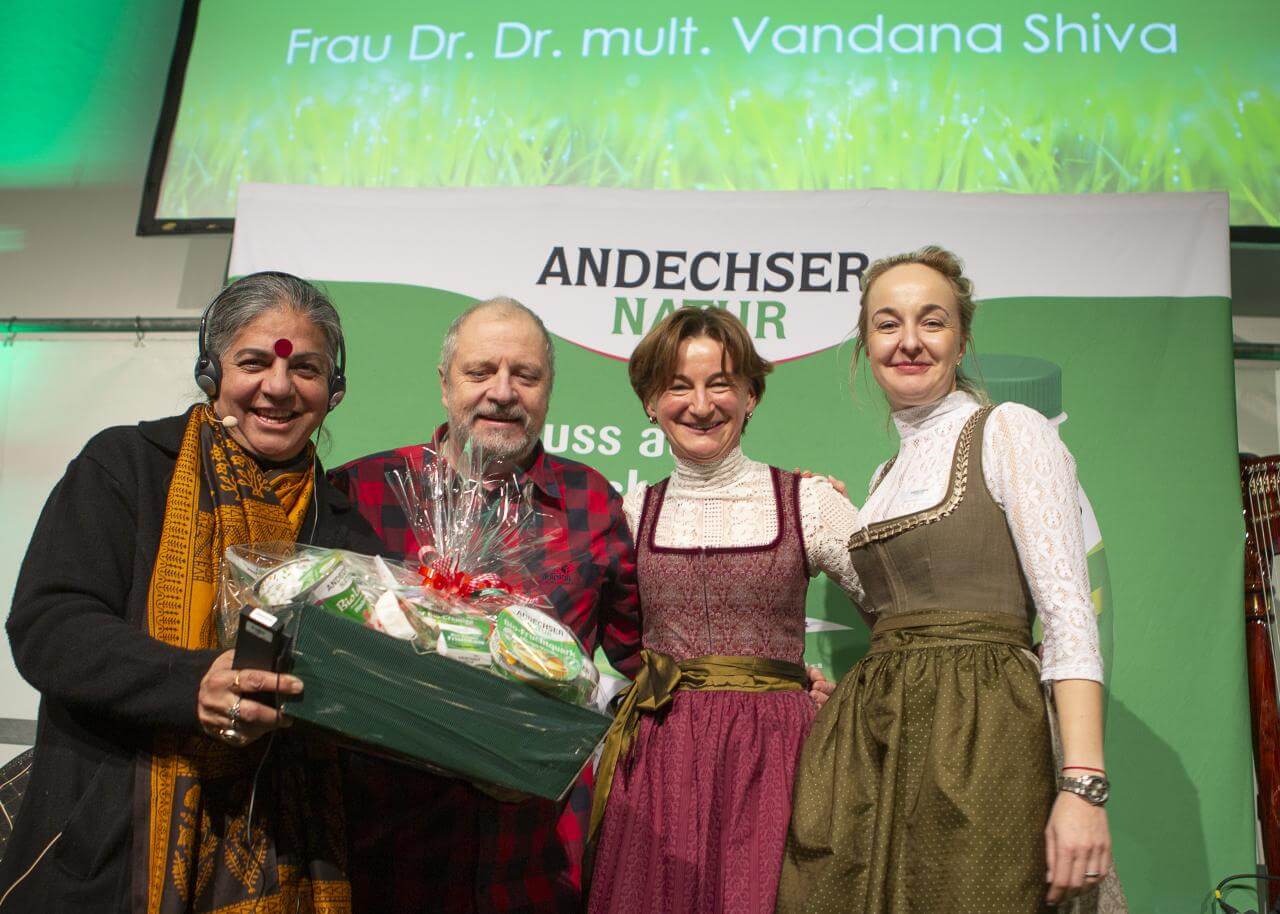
[851,245,985,400]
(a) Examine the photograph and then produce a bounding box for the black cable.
[240,672,284,910]
[242,713,278,847]
[241,731,276,909]
[1214,872,1280,914]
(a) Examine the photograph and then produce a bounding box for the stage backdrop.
[231,183,1246,911]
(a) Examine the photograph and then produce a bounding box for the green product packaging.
[490,604,598,705]
[311,562,373,624]
[436,614,494,666]
[256,552,371,624]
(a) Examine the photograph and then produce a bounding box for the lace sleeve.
[621,482,648,540]
[798,476,865,604]
[984,405,1104,683]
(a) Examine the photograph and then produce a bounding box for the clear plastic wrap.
[219,541,601,709]
[384,441,555,610]
[218,542,420,647]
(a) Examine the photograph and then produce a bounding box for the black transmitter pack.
[232,604,292,707]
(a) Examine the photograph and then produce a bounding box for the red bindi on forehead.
[273,338,293,358]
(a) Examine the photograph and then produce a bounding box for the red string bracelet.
[1062,765,1106,774]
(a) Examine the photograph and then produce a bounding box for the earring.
[648,414,658,424]
[746,411,754,421]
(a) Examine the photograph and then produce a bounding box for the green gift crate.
[280,604,610,801]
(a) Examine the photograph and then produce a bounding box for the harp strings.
[1251,468,1278,700]
[1247,462,1280,711]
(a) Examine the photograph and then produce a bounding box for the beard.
[449,403,538,461]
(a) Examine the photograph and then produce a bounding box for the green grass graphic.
[159,61,1279,224]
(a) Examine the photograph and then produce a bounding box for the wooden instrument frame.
[1240,455,1280,906]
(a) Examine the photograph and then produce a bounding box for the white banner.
[230,184,1230,362]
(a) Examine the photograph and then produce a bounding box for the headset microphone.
[194,294,223,398]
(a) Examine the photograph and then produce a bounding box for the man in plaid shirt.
[329,297,641,914]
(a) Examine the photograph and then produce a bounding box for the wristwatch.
[1060,774,1110,807]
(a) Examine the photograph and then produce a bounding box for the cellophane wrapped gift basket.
[218,443,609,800]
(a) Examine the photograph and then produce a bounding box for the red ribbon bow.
[418,565,518,599]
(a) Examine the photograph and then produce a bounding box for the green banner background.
[316,282,1249,911]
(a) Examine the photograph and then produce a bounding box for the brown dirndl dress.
[777,408,1058,914]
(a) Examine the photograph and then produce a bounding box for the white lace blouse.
[863,391,1104,683]
[622,447,865,604]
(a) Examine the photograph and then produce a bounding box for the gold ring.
[232,670,242,693]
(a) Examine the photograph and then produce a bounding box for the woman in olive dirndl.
[778,247,1116,914]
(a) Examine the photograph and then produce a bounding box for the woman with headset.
[0,272,381,913]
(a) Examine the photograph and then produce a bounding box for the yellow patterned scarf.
[135,404,350,914]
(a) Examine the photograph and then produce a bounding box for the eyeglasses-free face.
[864,263,965,411]
[213,309,332,462]
[650,335,757,465]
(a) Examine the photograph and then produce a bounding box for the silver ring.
[228,697,242,727]
[1084,871,1102,879]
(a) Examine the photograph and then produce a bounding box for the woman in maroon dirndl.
[587,308,863,914]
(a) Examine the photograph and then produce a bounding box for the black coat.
[0,411,381,913]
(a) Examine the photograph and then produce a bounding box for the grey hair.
[204,271,343,380]
[438,296,556,387]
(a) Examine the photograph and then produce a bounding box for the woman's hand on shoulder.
[197,649,303,747]
[794,468,848,498]
[807,665,835,709]
[1044,790,1112,903]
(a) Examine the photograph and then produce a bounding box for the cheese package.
[255,551,372,624]
[436,614,494,667]
[490,604,599,706]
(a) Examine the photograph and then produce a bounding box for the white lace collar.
[891,390,980,443]
[668,444,757,495]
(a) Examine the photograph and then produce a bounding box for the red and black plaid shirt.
[328,427,640,914]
